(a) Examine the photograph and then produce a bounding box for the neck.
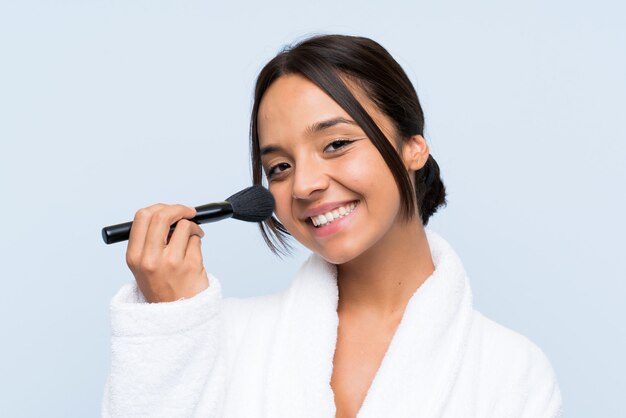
[336,218,435,320]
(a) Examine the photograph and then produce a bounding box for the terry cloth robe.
[102,229,562,417]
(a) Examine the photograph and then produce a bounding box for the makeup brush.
[101,185,275,244]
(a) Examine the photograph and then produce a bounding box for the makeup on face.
[257,74,406,264]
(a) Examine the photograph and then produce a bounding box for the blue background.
[1,1,624,416]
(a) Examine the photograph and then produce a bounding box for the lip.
[301,199,360,220]
[307,200,359,238]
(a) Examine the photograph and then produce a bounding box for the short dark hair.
[250,34,447,256]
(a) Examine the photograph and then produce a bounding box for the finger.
[168,219,205,261]
[127,205,161,264]
[185,234,204,266]
[144,204,196,255]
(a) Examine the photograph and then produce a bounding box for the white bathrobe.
[102,229,562,417]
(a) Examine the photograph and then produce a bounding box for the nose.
[291,155,329,200]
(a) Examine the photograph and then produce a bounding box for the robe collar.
[264,229,474,417]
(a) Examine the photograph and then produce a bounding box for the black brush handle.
[102,202,233,244]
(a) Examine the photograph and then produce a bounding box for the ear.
[401,135,430,172]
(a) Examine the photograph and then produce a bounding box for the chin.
[318,252,352,265]
[313,240,364,265]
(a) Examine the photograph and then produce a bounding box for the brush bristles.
[225,185,275,222]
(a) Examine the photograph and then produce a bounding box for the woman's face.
[257,73,420,264]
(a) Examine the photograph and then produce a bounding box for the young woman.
[102,35,562,417]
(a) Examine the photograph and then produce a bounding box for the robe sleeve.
[491,339,563,418]
[519,343,563,418]
[101,273,226,418]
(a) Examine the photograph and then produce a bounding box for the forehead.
[257,73,394,146]
[257,74,348,140]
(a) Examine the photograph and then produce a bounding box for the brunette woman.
[103,34,562,418]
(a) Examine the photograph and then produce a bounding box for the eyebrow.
[306,116,357,135]
[260,117,357,157]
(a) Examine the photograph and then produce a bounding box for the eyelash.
[266,138,355,179]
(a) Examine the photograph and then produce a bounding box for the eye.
[325,139,354,152]
[267,162,291,179]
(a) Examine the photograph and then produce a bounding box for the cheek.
[340,152,378,188]
[342,150,397,199]
[270,182,307,240]
[269,184,291,225]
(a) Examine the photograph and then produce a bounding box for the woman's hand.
[125,204,209,303]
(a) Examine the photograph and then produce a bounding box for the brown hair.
[250,34,447,256]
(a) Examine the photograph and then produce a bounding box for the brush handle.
[101,202,233,244]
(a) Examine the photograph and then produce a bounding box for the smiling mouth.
[307,200,359,228]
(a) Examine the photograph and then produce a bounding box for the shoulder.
[470,311,563,417]
[472,311,549,366]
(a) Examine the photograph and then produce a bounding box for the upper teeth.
[310,202,357,227]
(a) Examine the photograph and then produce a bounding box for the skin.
[258,74,435,418]
[127,73,435,418]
